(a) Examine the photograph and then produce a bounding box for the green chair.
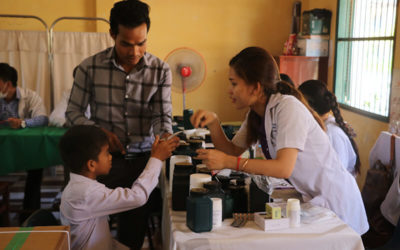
[21,209,59,227]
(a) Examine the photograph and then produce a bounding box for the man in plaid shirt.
[66,1,178,249]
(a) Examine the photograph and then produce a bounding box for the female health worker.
[298,79,360,177]
[191,47,369,235]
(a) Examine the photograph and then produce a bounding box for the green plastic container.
[302,9,332,35]
[186,190,213,232]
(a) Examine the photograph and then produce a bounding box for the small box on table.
[254,212,289,231]
[0,226,70,250]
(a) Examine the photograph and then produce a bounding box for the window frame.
[333,0,399,122]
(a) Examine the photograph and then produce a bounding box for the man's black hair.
[110,0,150,36]
[59,125,109,174]
[0,63,18,87]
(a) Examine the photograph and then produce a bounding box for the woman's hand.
[195,148,229,170]
[151,135,179,161]
[190,110,219,128]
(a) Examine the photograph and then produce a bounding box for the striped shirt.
[66,47,173,152]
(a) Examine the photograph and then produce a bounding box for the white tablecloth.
[369,131,400,226]
[160,166,364,250]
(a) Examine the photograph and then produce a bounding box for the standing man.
[66,0,175,249]
[0,62,49,223]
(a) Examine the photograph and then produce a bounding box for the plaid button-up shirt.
[66,47,172,152]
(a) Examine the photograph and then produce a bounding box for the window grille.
[335,0,398,120]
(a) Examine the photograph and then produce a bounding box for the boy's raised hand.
[151,135,179,161]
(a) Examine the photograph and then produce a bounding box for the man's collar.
[15,87,21,100]
[106,47,149,71]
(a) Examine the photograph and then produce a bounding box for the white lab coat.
[232,93,369,235]
[325,116,357,176]
[60,157,162,250]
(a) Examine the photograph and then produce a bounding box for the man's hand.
[100,127,126,154]
[7,118,22,129]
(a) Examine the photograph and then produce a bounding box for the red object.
[180,66,192,77]
[236,156,241,171]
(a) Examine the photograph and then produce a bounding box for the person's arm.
[196,147,298,178]
[65,65,94,126]
[25,116,48,127]
[83,136,178,217]
[191,110,246,156]
[8,89,48,128]
[151,66,173,137]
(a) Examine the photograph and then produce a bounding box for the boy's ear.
[86,160,96,173]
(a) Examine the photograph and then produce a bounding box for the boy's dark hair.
[59,125,108,174]
[0,63,18,87]
[110,0,150,36]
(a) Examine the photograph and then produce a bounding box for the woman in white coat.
[191,47,369,235]
[298,79,360,177]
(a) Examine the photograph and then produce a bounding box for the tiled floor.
[0,166,162,249]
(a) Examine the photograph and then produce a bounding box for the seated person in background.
[59,125,176,250]
[0,63,48,128]
[298,79,360,176]
[0,62,49,223]
[279,73,294,87]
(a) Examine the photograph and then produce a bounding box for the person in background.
[65,1,178,248]
[0,63,48,128]
[59,125,177,250]
[298,79,360,177]
[279,73,294,87]
[0,62,49,223]
[191,47,368,235]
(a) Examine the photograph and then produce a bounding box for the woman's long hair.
[298,80,361,175]
[229,47,324,146]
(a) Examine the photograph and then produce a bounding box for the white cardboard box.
[297,38,329,57]
[254,212,290,231]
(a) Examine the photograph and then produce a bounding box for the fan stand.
[180,66,192,110]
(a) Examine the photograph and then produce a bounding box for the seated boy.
[59,125,177,250]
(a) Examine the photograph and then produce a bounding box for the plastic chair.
[21,209,60,227]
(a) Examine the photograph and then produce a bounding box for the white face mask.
[0,85,8,99]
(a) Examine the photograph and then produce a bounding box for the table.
[160,167,364,250]
[0,127,67,175]
[0,127,67,217]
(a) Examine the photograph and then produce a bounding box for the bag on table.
[361,134,396,248]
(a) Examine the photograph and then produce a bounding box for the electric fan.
[165,47,207,110]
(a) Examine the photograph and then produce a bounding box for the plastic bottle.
[287,198,300,227]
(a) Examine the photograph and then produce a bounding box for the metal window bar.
[334,0,398,121]
[49,17,110,111]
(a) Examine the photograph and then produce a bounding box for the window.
[334,0,398,120]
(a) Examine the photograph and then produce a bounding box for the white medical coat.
[325,116,357,176]
[232,93,369,235]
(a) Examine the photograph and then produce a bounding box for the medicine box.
[254,212,290,231]
[0,226,70,250]
[297,37,329,57]
[265,203,281,219]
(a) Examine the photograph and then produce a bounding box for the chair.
[21,209,60,227]
[0,181,11,226]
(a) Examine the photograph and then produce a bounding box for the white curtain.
[0,30,113,113]
[52,31,114,106]
[0,30,50,112]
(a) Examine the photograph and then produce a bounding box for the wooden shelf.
[278,56,328,88]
